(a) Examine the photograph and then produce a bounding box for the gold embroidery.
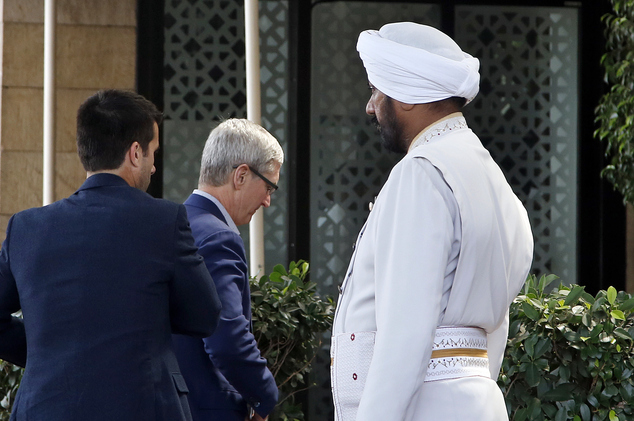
[431,348,488,359]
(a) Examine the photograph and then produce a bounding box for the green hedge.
[499,274,634,421]
[595,0,634,205]
[3,272,632,421]
[250,261,334,421]
[0,361,21,421]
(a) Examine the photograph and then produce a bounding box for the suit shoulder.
[135,194,185,216]
[9,198,68,222]
[188,211,237,238]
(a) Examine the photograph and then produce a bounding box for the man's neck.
[416,112,464,138]
[197,184,234,216]
[401,105,463,149]
[86,168,131,185]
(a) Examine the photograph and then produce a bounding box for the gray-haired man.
[173,119,282,421]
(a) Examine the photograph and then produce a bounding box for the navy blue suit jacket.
[173,193,278,421]
[0,174,222,421]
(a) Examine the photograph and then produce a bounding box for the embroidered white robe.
[331,115,534,421]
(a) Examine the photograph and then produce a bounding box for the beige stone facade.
[0,0,137,241]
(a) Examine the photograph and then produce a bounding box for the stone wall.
[0,0,137,241]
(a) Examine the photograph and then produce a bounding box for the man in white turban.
[330,22,534,421]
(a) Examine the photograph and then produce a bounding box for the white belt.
[425,326,490,382]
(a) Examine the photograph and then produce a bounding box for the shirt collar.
[408,112,467,152]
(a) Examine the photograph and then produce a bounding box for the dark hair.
[428,96,467,113]
[447,96,468,108]
[76,90,163,172]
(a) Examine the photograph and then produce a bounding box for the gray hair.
[199,118,284,187]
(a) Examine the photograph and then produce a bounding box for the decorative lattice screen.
[456,6,578,282]
[163,0,289,271]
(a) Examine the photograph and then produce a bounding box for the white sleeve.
[356,158,457,420]
[487,312,509,380]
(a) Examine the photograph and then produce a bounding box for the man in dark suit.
[0,89,222,421]
[172,119,281,421]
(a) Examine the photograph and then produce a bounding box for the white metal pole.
[43,0,56,206]
[245,0,265,278]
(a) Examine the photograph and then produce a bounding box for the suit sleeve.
[170,205,222,337]
[198,229,278,417]
[356,158,455,420]
[0,216,27,367]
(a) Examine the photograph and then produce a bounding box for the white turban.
[357,22,480,104]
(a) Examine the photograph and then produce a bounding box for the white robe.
[331,115,534,421]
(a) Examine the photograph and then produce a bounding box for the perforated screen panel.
[456,6,578,282]
[163,0,289,272]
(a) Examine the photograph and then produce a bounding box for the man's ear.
[127,142,143,168]
[232,164,249,190]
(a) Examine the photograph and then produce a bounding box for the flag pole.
[244,0,265,277]
[43,0,56,205]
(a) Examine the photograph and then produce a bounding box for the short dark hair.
[427,96,467,113]
[76,90,163,172]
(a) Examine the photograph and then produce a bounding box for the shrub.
[250,260,334,421]
[0,360,22,420]
[499,274,634,421]
[594,0,634,204]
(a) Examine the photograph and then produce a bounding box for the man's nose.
[365,98,375,115]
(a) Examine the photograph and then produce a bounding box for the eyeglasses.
[233,165,279,196]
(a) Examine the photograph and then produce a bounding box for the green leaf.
[614,327,631,340]
[608,286,617,305]
[515,408,529,421]
[525,335,538,358]
[590,323,604,339]
[609,410,619,421]
[581,292,596,304]
[580,403,591,421]
[619,297,634,311]
[533,338,552,359]
[587,394,599,408]
[611,309,626,320]
[542,274,560,290]
[300,261,309,276]
[582,313,592,327]
[558,364,571,382]
[525,362,542,387]
[542,383,577,401]
[555,407,568,421]
[537,274,546,291]
[272,263,288,276]
[564,285,586,306]
[522,301,541,321]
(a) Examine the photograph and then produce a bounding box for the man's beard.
[371,97,406,153]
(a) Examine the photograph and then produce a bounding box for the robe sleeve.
[487,312,509,380]
[356,157,457,420]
